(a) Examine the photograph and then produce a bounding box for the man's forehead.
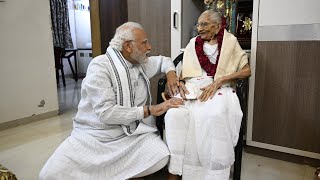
[133,28,147,40]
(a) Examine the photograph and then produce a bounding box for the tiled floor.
[0,78,317,180]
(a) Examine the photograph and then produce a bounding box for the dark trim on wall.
[0,110,59,131]
[246,145,320,167]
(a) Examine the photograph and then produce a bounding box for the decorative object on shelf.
[74,2,90,11]
[0,164,17,180]
[236,1,253,49]
[203,0,238,35]
[203,0,253,49]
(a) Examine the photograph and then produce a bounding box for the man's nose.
[147,43,152,51]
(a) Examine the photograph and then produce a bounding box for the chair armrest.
[236,79,248,111]
[156,75,167,138]
[157,75,167,104]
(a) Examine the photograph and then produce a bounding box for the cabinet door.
[128,0,171,57]
[252,41,320,157]
[171,0,181,58]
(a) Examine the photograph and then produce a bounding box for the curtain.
[50,0,73,48]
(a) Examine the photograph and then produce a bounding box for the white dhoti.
[165,77,243,180]
[39,130,169,180]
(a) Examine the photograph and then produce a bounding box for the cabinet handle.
[173,12,178,29]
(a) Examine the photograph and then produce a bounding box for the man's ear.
[123,41,132,53]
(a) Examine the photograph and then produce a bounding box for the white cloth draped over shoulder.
[165,30,248,180]
[182,29,248,82]
[39,47,175,180]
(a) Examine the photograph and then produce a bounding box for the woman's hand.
[150,97,183,116]
[198,78,223,102]
[166,70,179,97]
[178,81,190,99]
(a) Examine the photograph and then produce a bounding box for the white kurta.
[40,49,175,180]
[165,41,244,180]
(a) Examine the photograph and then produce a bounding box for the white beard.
[131,46,149,64]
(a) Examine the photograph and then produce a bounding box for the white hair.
[203,10,222,24]
[109,22,144,51]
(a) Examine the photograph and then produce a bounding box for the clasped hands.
[166,71,223,102]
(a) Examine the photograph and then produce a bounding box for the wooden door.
[90,0,128,57]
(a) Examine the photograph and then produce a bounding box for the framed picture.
[236,1,253,49]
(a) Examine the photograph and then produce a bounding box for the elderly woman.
[165,10,251,180]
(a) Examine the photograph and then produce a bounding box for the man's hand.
[150,97,183,116]
[166,70,179,97]
[178,81,190,99]
[198,78,223,102]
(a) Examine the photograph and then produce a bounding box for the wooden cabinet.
[246,0,320,163]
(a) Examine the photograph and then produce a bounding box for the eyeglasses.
[196,22,211,29]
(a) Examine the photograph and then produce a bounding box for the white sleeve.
[142,55,175,78]
[83,59,144,126]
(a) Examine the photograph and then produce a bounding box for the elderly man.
[165,10,251,180]
[40,22,183,180]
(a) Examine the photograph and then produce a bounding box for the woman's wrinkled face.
[197,14,220,41]
[204,0,214,6]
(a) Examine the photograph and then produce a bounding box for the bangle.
[148,106,151,116]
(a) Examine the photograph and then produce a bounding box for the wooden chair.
[54,47,78,86]
[54,47,66,86]
[156,53,248,180]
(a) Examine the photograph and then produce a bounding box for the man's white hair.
[203,10,222,24]
[109,22,144,51]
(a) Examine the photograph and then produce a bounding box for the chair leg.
[67,57,76,79]
[233,125,244,180]
[60,64,66,86]
[74,52,78,81]
[55,69,59,84]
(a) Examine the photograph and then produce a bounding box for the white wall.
[259,0,320,26]
[74,7,92,48]
[68,0,78,49]
[62,0,77,76]
[63,0,92,75]
[74,0,92,74]
[0,0,59,123]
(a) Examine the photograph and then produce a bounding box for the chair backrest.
[173,53,184,66]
